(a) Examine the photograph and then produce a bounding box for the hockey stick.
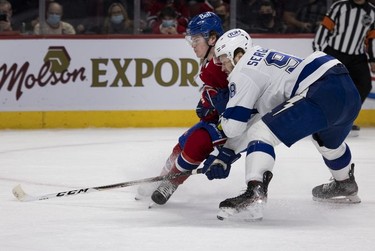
[12,168,203,202]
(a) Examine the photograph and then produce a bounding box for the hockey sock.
[169,158,193,185]
[172,128,214,185]
[160,143,182,175]
[324,144,352,181]
[312,139,352,181]
[245,140,276,183]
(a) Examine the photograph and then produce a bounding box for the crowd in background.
[0,0,374,35]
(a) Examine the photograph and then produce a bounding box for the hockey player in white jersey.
[202,28,362,221]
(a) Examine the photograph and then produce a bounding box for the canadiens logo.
[362,14,372,26]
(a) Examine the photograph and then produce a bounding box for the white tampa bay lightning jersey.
[221,45,341,138]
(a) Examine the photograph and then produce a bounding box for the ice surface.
[1,128,374,251]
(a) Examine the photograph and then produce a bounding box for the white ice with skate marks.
[0,128,375,251]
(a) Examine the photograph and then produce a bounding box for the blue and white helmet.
[215,28,252,66]
[186,11,224,40]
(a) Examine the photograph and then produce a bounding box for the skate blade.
[132,195,157,209]
[217,202,265,222]
[148,202,156,209]
[313,194,361,204]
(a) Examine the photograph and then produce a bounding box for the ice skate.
[135,144,182,201]
[151,166,190,205]
[312,164,361,204]
[217,171,273,221]
[151,180,179,205]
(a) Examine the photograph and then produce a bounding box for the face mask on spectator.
[111,14,124,24]
[47,14,61,26]
[162,19,176,28]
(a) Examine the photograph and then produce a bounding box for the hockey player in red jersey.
[135,12,230,205]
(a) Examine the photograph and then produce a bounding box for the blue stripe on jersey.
[222,106,258,122]
[247,140,275,159]
[291,54,336,97]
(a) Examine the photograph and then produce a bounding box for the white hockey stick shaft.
[12,168,203,202]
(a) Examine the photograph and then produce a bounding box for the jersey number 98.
[265,52,302,73]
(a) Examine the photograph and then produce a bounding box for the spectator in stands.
[8,0,41,34]
[187,0,214,18]
[101,2,133,34]
[145,0,189,32]
[282,0,327,33]
[152,5,186,34]
[59,0,135,34]
[0,0,14,32]
[213,1,230,31]
[5,0,37,33]
[248,0,286,33]
[237,0,262,32]
[27,1,52,33]
[34,2,75,34]
[56,0,91,34]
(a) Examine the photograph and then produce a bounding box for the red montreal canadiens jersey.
[195,59,228,122]
[196,59,228,90]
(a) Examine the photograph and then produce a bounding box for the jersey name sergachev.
[221,45,340,138]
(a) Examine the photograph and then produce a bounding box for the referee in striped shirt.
[313,0,375,135]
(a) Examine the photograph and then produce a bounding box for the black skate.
[136,145,182,201]
[151,166,190,205]
[217,171,273,221]
[312,164,361,204]
[151,180,178,205]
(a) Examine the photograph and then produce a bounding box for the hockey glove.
[196,87,229,121]
[196,87,218,120]
[196,99,215,119]
[210,88,229,115]
[202,147,241,180]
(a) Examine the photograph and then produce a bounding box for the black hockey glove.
[202,147,241,180]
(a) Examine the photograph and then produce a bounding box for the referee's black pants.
[324,46,372,104]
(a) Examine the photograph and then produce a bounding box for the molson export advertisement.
[0,38,201,128]
[0,39,200,111]
[0,37,373,128]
